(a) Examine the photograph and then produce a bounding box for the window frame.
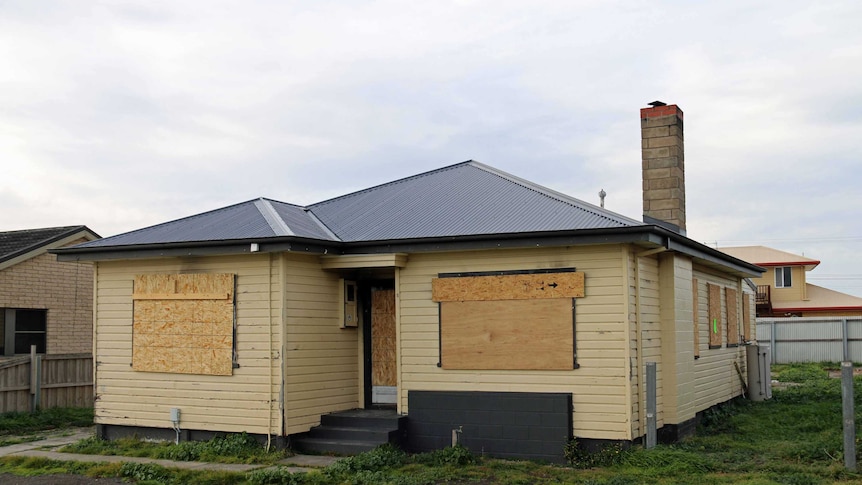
[2,308,47,356]
[775,266,792,288]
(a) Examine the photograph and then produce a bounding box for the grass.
[60,431,291,465]
[0,407,93,436]
[2,364,862,484]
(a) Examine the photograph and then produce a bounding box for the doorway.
[361,282,396,407]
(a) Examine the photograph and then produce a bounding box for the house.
[1,226,100,356]
[719,246,862,318]
[55,103,763,462]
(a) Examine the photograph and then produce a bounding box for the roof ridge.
[469,162,643,227]
[309,160,474,208]
[0,225,94,264]
[81,198,276,246]
[0,225,84,235]
[254,198,294,237]
[304,208,342,241]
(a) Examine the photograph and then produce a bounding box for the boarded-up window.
[132,273,235,376]
[692,278,700,358]
[726,288,739,347]
[708,283,722,349]
[432,270,584,370]
[742,294,752,342]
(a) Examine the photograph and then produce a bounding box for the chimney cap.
[647,100,667,107]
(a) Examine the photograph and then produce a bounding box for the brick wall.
[0,238,94,354]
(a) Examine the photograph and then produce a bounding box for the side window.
[2,308,47,355]
[775,266,792,288]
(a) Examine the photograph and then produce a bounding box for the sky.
[2,1,861,296]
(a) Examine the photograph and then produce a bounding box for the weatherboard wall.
[625,250,663,440]
[398,245,632,441]
[691,265,747,412]
[282,253,359,435]
[92,254,282,436]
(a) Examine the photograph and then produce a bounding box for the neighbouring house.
[719,246,862,318]
[1,226,99,356]
[55,103,763,462]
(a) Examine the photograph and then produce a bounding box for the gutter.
[52,225,764,278]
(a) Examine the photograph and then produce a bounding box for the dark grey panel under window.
[407,390,572,463]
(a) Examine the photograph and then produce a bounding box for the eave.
[53,225,763,278]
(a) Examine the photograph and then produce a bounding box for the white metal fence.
[755,317,862,364]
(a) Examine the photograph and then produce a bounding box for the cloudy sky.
[2,1,861,296]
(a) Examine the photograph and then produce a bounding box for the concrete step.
[292,437,381,456]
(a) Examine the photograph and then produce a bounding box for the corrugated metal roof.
[75,161,645,249]
[309,161,643,241]
[0,226,91,262]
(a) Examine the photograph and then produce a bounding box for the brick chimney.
[641,102,686,234]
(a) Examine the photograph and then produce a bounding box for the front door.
[370,288,397,405]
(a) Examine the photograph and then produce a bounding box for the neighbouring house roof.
[55,161,762,278]
[719,245,820,270]
[0,226,100,269]
[773,284,862,312]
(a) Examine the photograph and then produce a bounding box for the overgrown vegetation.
[61,431,290,465]
[3,364,862,484]
[0,407,93,436]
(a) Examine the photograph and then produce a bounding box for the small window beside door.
[775,266,792,288]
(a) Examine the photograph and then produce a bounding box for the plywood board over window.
[726,288,739,347]
[708,283,722,349]
[432,269,583,371]
[132,273,235,376]
[742,294,752,342]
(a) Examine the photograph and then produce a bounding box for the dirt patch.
[827,368,862,378]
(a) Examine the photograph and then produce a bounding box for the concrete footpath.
[0,427,341,475]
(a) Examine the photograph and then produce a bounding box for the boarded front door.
[371,289,396,404]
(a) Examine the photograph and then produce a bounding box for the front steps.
[293,409,406,455]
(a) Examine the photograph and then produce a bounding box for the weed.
[119,462,170,483]
[411,444,476,466]
[247,466,304,485]
[326,443,407,475]
[60,431,288,464]
[564,439,626,469]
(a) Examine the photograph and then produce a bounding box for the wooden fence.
[0,352,93,413]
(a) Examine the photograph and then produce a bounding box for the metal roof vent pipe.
[641,101,686,235]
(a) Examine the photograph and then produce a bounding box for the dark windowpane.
[782,267,792,287]
[16,310,47,332]
[14,332,45,354]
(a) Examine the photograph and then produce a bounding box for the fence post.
[770,321,777,364]
[29,345,42,411]
[842,319,849,362]
[842,362,856,472]
[646,362,656,449]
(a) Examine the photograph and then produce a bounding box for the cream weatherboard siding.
[625,249,662,441]
[93,254,282,436]
[283,253,359,435]
[691,265,747,412]
[398,245,631,441]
